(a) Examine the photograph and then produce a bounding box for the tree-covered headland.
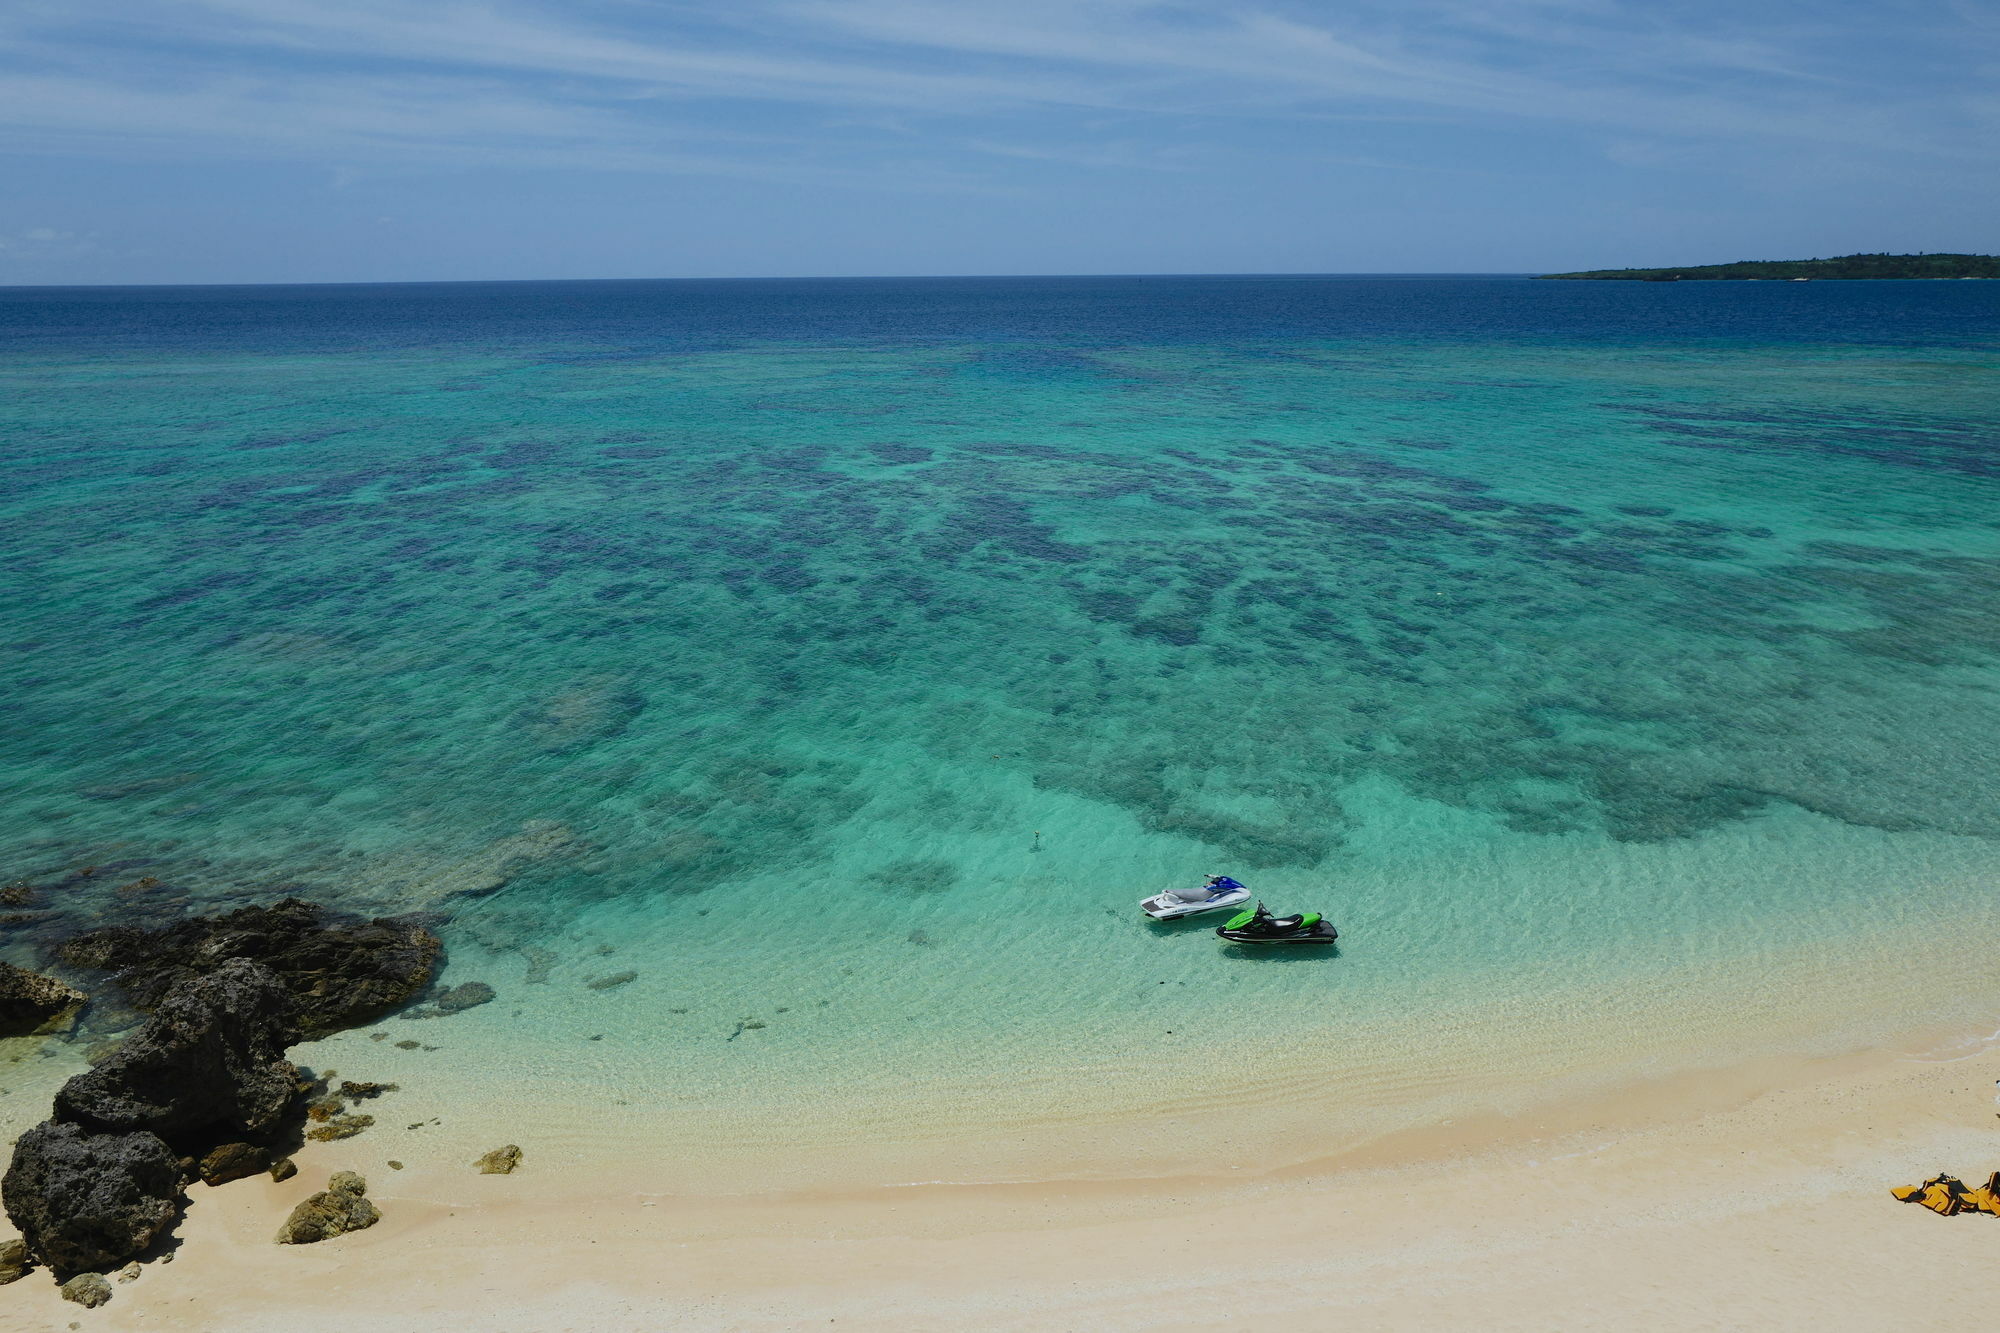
[1539,253,2000,281]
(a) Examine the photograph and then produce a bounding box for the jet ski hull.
[1139,886,1251,920]
[1215,922,1339,944]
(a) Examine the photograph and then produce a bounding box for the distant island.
[1539,252,2000,281]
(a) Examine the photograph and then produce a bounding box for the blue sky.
[1,0,1995,283]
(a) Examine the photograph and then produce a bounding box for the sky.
[1,0,1996,284]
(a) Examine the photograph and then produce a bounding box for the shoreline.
[9,1010,1998,1330]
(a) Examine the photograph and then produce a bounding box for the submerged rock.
[305,1114,373,1143]
[584,971,636,991]
[274,1172,378,1245]
[2,1121,180,1278]
[435,981,495,1013]
[59,1271,112,1308]
[517,675,646,752]
[474,1145,521,1175]
[0,961,85,1037]
[54,959,298,1141]
[197,1141,271,1187]
[337,1081,396,1100]
[59,898,441,1036]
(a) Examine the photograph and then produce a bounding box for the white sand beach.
[8,1023,1996,1332]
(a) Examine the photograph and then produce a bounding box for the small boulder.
[435,983,494,1014]
[475,1145,522,1175]
[2,1121,180,1277]
[0,1237,29,1284]
[584,971,636,991]
[113,1261,140,1283]
[274,1172,378,1245]
[60,1272,112,1308]
[268,1157,297,1183]
[197,1142,271,1187]
[0,962,85,1037]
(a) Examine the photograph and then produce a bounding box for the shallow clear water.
[4,276,1999,1181]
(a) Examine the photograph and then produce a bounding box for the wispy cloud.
[0,0,1994,180]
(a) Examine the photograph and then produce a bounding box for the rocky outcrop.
[2,1122,180,1278]
[6,902,431,1281]
[474,1145,522,1175]
[54,959,298,1141]
[0,961,85,1037]
[274,1172,378,1244]
[59,898,440,1036]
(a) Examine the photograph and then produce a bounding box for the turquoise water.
[4,277,1999,1181]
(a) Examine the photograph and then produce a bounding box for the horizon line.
[0,271,1547,294]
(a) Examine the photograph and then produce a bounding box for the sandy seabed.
[5,1028,1997,1333]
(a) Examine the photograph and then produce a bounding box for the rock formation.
[0,961,85,1037]
[54,959,298,1140]
[2,1121,180,1277]
[59,898,440,1036]
[274,1171,378,1244]
[5,899,435,1281]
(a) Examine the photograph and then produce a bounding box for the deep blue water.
[4,275,1995,355]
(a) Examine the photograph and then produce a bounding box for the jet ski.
[1140,875,1250,920]
[1215,901,1339,945]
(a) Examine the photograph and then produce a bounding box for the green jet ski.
[1215,901,1339,945]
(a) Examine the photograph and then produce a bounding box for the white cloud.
[0,0,1992,179]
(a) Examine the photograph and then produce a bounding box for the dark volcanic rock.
[59,898,441,1036]
[0,961,85,1037]
[2,1122,181,1278]
[54,958,298,1141]
[274,1171,378,1244]
[197,1141,272,1187]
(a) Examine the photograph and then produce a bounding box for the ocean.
[4,274,1999,1186]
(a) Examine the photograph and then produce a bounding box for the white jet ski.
[1140,875,1250,920]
